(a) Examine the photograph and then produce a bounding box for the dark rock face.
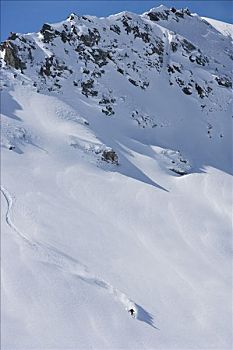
[101,149,119,164]
[170,42,178,52]
[147,10,170,22]
[1,41,26,71]
[99,97,115,116]
[175,11,184,18]
[81,79,98,97]
[8,32,18,40]
[146,7,191,23]
[216,77,232,88]
[90,48,110,67]
[196,54,209,66]
[39,56,71,79]
[40,24,58,43]
[67,13,78,21]
[183,8,192,16]
[189,53,208,66]
[195,83,205,98]
[168,64,181,73]
[128,78,139,87]
[110,24,121,35]
[181,39,196,53]
[182,87,192,95]
[61,30,68,43]
[101,106,115,116]
[120,16,151,43]
[170,168,188,176]
[79,28,100,47]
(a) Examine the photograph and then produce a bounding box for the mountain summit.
[1,5,232,349]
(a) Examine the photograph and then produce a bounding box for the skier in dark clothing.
[128,308,136,317]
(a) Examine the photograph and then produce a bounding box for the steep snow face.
[1,5,232,350]
[202,17,233,38]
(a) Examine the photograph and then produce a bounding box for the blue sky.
[1,1,232,41]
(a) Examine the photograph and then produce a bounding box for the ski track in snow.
[0,186,157,329]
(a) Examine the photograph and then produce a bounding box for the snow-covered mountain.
[1,5,232,349]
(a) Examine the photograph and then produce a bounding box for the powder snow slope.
[202,17,233,38]
[1,5,232,350]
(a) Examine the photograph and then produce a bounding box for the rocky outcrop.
[216,76,232,88]
[0,5,231,112]
[81,79,98,97]
[101,149,119,164]
[79,28,101,47]
[146,9,170,22]
[1,41,26,71]
[40,23,58,43]
[159,149,191,176]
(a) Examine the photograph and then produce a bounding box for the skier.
[128,308,136,317]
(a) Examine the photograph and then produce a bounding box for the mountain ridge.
[1,5,232,174]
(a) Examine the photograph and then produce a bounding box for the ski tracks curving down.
[0,186,157,329]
